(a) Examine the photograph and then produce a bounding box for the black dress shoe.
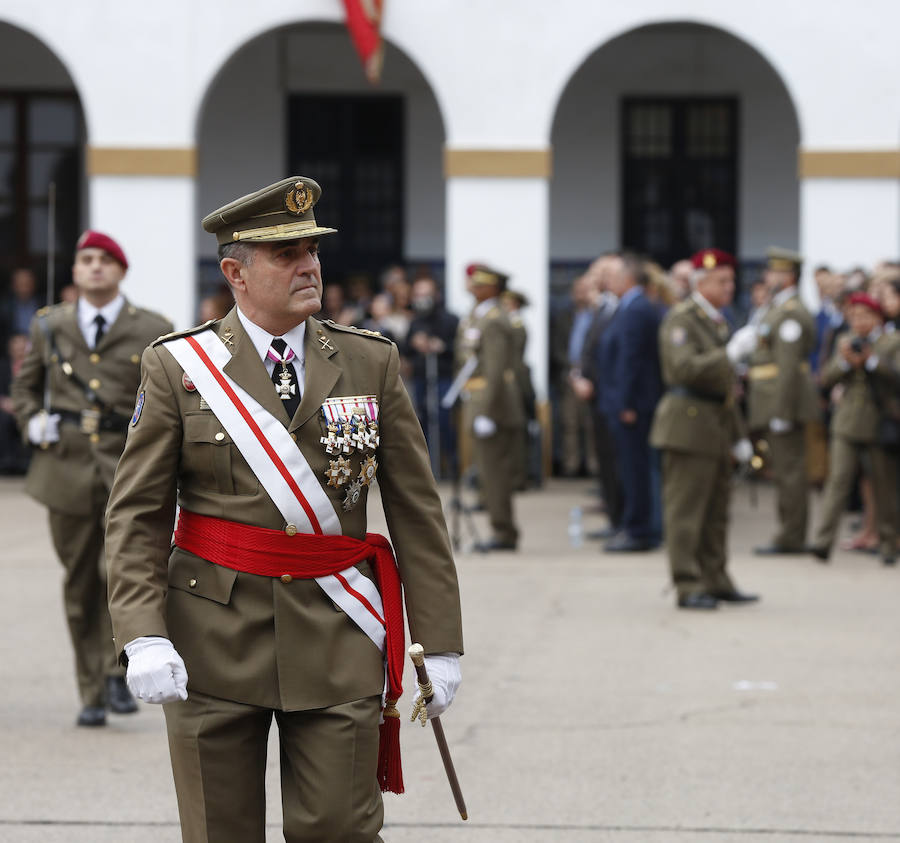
[106,676,138,714]
[809,546,830,563]
[474,539,517,552]
[883,555,896,567]
[677,593,718,610]
[711,590,760,604]
[604,534,651,553]
[586,526,620,541]
[76,705,107,727]
[753,544,807,556]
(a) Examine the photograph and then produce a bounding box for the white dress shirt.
[236,306,306,394]
[77,294,125,348]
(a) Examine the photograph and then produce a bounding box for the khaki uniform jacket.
[105,308,463,712]
[650,297,741,456]
[11,299,173,514]
[747,291,819,429]
[455,302,525,429]
[819,330,900,443]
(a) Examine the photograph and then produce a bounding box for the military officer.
[500,288,536,491]
[743,247,819,554]
[810,293,900,565]
[105,177,464,843]
[650,249,759,609]
[11,230,173,726]
[455,263,524,550]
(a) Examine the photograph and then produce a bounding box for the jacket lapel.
[291,317,340,432]
[96,298,135,352]
[55,303,90,353]
[219,308,291,424]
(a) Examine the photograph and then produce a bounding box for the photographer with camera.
[809,293,900,566]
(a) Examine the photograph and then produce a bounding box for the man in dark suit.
[598,253,663,551]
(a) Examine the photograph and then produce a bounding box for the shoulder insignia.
[36,306,50,317]
[784,300,798,310]
[151,319,218,347]
[321,320,394,344]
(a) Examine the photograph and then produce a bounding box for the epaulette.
[320,319,394,344]
[152,319,218,347]
[673,299,694,316]
[784,299,798,311]
[129,304,172,325]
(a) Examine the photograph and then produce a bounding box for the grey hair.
[217,241,256,266]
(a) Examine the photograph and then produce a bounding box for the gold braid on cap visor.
[232,220,323,241]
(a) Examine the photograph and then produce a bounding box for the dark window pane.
[29,149,73,199]
[0,150,17,199]
[28,98,78,144]
[0,100,15,144]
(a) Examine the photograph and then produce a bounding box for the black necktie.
[269,338,300,419]
[93,314,106,348]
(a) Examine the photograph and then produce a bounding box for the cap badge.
[703,252,716,269]
[285,182,314,216]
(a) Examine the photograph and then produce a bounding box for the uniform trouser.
[662,449,735,598]
[472,427,518,545]
[559,381,598,475]
[47,486,122,708]
[813,436,898,557]
[164,691,384,843]
[767,427,809,549]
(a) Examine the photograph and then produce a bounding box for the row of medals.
[321,413,379,511]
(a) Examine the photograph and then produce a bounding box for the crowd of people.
[552,247,900,608]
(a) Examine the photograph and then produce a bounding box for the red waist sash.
[173,509,405,793]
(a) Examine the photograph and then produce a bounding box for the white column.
[89,175,196,331]
[800,178,900,284]
[446,176,550,399]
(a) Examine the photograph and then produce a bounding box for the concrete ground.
[1,474,899,842]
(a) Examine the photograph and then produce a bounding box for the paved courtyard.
[1,474,899,842]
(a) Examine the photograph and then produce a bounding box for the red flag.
[342,0,385,84]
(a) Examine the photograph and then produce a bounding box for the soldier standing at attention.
[456,263,523,550]
[650,249,759,609]
[744,248,819,555]
[809,293,900,566]
[500,288,536,491]
[11,231,173,726]
[105,177,463,842]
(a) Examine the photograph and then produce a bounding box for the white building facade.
[1,0,899,398]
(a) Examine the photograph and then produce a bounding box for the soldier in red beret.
[11,230,173,726]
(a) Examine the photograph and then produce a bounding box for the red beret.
[76,230,128,270]
[848,292,883,317]
[690,248,736,270]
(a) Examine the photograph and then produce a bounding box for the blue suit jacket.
[597,289,663,417]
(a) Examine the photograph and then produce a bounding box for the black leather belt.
[668,386,727,404]
[52,408,130,435]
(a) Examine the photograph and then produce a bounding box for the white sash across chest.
[164,329,386,652]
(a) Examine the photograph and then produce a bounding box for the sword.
[408,643,468,821]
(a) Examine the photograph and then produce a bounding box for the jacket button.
[189,578,197,588]
[687,406,698,417]
[214,432,225,441]
[285,524,297,536]
[89,353,100,364]
[290,433,297,442]
[89,378,101,390]
[280,574,293,584]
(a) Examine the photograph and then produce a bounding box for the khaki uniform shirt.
[455,301,525,429]
[746,289,819,429]
[820,330,900,443]
[650,296,741,456]
[11,299,173,513]
[105,309,464,712]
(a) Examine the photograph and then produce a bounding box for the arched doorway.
[194,21,446,315]
[550,22,800,297]
[0,21,85,309]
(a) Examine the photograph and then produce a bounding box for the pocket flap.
[168,547,237,605]
[184,412,231,445]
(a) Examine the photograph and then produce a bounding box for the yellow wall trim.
[799,149,900,179]
[87,147,197,177]
[444,147,552,178]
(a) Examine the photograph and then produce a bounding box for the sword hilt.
[408,643,433,726]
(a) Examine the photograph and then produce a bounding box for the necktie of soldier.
[93,313,106,348]
[268,337,300,419]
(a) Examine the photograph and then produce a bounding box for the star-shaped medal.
[325,456,352,488]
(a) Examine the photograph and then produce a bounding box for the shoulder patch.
[669,325,687,346]
[321,320,394,344]
[152,319,218,347]
[779,318,802,343]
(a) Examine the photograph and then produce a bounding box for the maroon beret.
[76,230,128,270]
[690,248,736,270]
[848,292,883,317]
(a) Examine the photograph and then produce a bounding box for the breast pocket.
[182,412,258,496]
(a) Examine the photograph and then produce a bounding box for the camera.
[850,337,868,354]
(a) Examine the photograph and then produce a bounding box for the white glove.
[769,417,793,434]
[124,636,188,704]
[726,325,758,364]
[27,412,60,445]
[413,653,461,720]
[731,438,754,463]
[472,415,497,438]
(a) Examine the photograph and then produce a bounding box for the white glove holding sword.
[411,652,462,719]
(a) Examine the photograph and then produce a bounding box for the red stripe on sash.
[185,335,323,534]
[334,571,386,627]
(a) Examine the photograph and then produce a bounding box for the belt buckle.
[80,408,101,435]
